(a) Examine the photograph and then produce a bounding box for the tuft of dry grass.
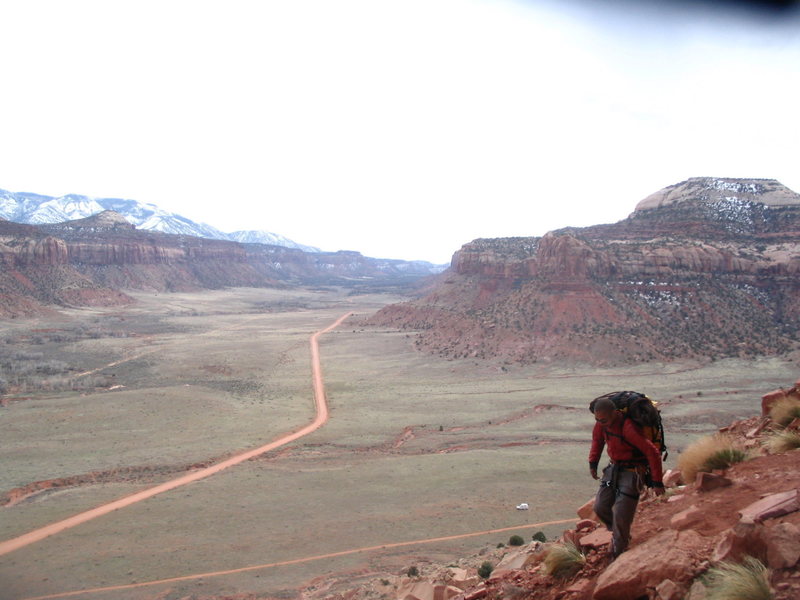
[703,556,773,600]
[764,429,800,454]
[677,434,749,483]
[543,542,586,579]
[769,397,800,427]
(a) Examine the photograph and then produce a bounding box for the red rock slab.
[576,518,596,531]
[695,472,733,492]
[670,505,704,530]
[579,528,613,550]
[764,522,800,569]
[594,529,703,600]
[577,497,598,520]
[663,468,683,488]
[739,489,800,523]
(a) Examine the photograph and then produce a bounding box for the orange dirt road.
[22,518,576,600]
[0,311,353,558]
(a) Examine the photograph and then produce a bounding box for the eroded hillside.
[370,178,800,365]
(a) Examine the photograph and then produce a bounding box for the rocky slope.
[0,212,438,317]
[317,378,800,600]
[369,178,800,365]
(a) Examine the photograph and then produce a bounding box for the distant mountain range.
[0,188,321,252]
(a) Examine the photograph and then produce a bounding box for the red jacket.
[589,417,663,484]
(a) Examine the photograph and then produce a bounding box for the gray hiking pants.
[594,464,643,557]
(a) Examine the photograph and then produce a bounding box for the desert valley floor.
[0,287,796,600]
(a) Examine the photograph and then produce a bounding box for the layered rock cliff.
[370,178,800,365]
[0,211,439,317]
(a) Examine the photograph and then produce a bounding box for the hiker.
[589,396,665,558]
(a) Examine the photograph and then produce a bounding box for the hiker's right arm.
[588,422,604,479]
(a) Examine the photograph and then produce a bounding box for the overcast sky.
[1,0,798,263]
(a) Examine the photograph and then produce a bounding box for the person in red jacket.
[589,397,665,558]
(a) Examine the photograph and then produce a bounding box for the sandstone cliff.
[0,212,438,317]
[369,178,800,365]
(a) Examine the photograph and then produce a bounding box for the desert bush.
[764,429,800,454]
[678,434,749,482]
[508,534,525,546]
[406,566,419,577]
[703,556,772,600]
[477,561,493,579]
[543,542,585,579]
[532,531,547,543]
[769,397,800,427]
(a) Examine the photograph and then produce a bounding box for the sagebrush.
[703,556,772,600]
[543,542,585,579]
[765,429,800,454]
[769,397,800,427]
[678,434,749,482]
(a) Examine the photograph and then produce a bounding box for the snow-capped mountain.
[227,230,320,252]
[0,188,318,251]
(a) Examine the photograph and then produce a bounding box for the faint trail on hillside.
[20,518,575,600]
[0,312,352,558]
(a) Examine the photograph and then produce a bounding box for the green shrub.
[765,429,800,454]
[704,556,772,600]
[477,561,493,579]
[543,542,585,579]
[406,566,419,577]
[678,434,749,482]
[508,535,525,546]
[532,531,547,543]
[769,397,800,427]
[703,447,749,471]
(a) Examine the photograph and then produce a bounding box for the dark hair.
[593,397,616,413]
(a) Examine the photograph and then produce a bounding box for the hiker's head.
[593,397,618,425]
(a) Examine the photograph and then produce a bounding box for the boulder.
[762,389,787,416]
[564,579,592,595]
[739,489,800,522]
[561,529,581,547]
[493,542,548,574]
[577,497,598,520]
[745,419,769,438]
[576,519,596,531]
[446,568,479,591]
[685,580,708,600]
[462,586,487,600]
[594,530,703,600]
[579,528,613,550]
[656,578,683,600]
[764,522,800,569]
[663,469,683,487]
[695,472,733,492]
[712,518,766,563]
[670,505,704,530]
[397,580,462,600]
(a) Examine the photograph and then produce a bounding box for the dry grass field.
[0,287,796,600]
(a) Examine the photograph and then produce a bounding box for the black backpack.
[589,391,668,460]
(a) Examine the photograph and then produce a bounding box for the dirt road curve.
[22,518,576,600]
[0,312,353,558]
